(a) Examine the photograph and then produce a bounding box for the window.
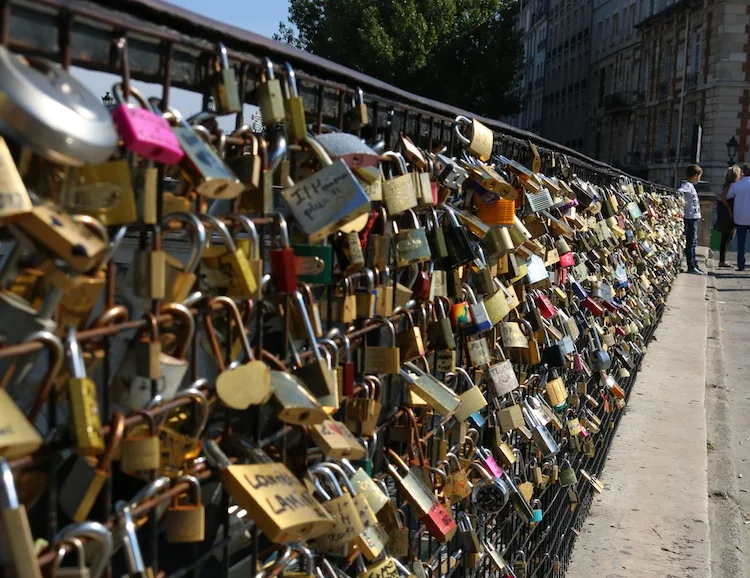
[690,29,702,73]
[613,13,619,44]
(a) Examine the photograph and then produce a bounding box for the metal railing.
[1,0,671,192]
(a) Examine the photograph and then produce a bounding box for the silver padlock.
[54,521,113,578]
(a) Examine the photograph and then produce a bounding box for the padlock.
[559,459,578,487]
[120,410,161,473]
[111,80,184,164]
[355,268,378,320]
[206,296,272,410]
[0,458,43,578]
[200,214,258,298]
[381,151,419,215]
[65,157,137,225]
[0,136,32,220]
[12,197,108,274]
[401,361,462,416]
[385,449,456,543]
[469,462,509,514]
[523,401,559,458]
[396,308,426,362]
[513,550,528,578]
[487,344,520,397]
[366,206,392,271]
[466,335,492,367]
[258,57,286,124]
[484,278,512,326]
[334,230,365,276]
[161,212,206,302]
[205,440,333,543]
[449,368,488,423]
[283,62,307,142]
[59,412,124,522]
[282,135,370,242]
[211,42,241,114]
[454,115,494,161]
[292,290,338,404]
[308,464,365,551]
[268,369,328,426]
[133,224,166,300]
[456,511,482,554]
[426,206,449,262]
[440,203,477,267]
[463,283,492,333]
[153,387,207,476]
[428,298,456,350]
[393,208,431,267]
[270,213,298,292]
[166,475,206,543]
[363,317,401,375]
[346,86,369,130]
[165,105,243,199]
[65,327,104,457]
[311,418,366,460]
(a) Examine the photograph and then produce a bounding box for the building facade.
[510,0,749,191]
[508,0,549,133]
[540,0,593,150]
[626,0,749,189]
[585,0,641,171]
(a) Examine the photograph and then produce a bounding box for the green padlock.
[293,242,334,284]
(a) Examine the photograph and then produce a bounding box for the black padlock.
[426,206,448,262]
[440,203,476,267]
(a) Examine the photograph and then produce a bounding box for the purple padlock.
[111,83,184,165]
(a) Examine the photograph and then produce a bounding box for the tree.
[275,0,524,118]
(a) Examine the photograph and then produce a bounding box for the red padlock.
[328,327,355,397]
[412,265,432,301]
[582,296,604,316]
[601,299,619,313]
[421,500,457,543]
[270,213,297,293]
[559,252,575,268]
[535,292,558,320]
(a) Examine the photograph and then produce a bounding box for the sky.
[72,0,291,132]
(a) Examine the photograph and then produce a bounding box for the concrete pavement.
[567,268,712,577]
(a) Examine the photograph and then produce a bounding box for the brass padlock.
[166,475,206,543]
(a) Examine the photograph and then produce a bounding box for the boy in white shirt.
[677,164,704,274]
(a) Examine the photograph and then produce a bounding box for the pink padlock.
[111,83,184,165]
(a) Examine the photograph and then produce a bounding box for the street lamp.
[726,135,738,166]
[102,92,114,107]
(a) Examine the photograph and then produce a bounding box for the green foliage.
[274,0,523,117]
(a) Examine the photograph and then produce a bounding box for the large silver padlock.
[0,45,116,165]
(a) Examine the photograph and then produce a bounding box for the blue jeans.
[684,218,698,270]
[737,225,749,270]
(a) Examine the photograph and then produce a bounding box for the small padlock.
[211,42,242,114]
[166,475,206,543]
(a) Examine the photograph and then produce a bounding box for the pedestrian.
[727,163,750,271]
[715,165,742,268]
[679,164,705,275]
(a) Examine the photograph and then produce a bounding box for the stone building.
[508,0,549,133]
[585,0,748,189]
[585,0,641,172]
[540,0,593,150]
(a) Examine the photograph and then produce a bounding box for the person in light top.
[678,164,704,275]
[727,163,750,271]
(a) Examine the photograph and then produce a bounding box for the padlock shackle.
[54,536,87,574]
[173,474,202,507]
[199,213,238,252]
[114,36,131,99]
[161,212,207,275]
[115,501,146,573]
[216,42,230,71]
[293,290,325,363]
[325,327,351,362]
[64,326,86,379]
[203,438,231,470]
[453,115,472,147]
[0,458,18,509]
[96,411,124,473]
[320,461,358,496]
[209,295,255,361]
[308,464,342,498]
[318,338,339,368]
[226,213,259,259]
[367,316,397,346]
[283,61,299,98]
[166,387,209,438]
[55,521,113,578]
[158,302,195,360]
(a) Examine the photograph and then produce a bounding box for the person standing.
[678,164,705,275]
[727,163,750,271]
[715,165,742,267]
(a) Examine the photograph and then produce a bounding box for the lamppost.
[102,92,114,108]
[726,135,738,166]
